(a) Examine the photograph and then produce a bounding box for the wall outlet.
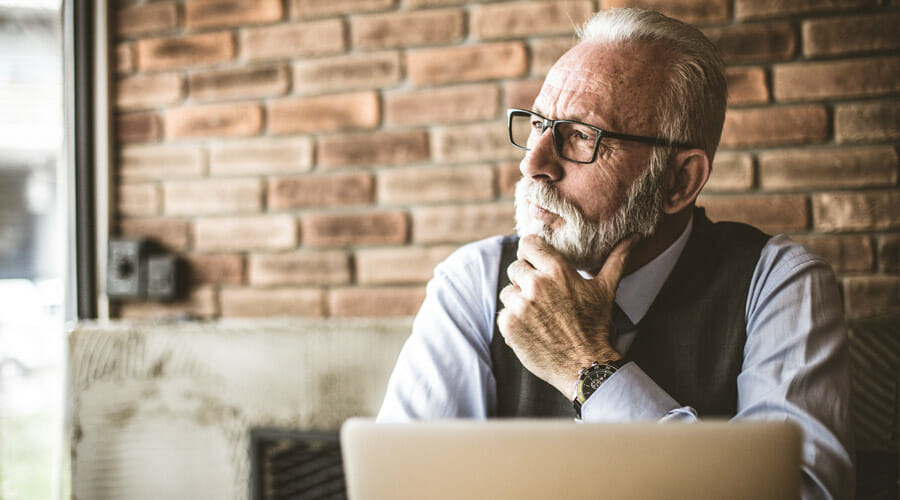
[107,239,147,299]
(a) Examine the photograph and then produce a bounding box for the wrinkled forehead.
[534,42,669,131]
[539,64,612,101]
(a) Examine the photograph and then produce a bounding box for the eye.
[574,130,591,141]
[530,119,543,130]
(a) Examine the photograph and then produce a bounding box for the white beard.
[514,163,665,270]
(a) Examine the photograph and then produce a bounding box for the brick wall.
[111,0,900,320]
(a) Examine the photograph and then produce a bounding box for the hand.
[497,234,638,397]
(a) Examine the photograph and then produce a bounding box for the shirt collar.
[615,215,693,325]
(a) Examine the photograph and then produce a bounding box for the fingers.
[495,307,518,346]
[516,234,567,279]
[506,259,534,298]
[498,283,524,314]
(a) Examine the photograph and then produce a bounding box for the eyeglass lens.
[509,112,598,163]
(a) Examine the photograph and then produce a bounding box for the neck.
[622,207,693,276]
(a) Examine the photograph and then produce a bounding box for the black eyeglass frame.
[507,108,695,164]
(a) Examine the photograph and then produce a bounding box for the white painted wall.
[68,318,411,500]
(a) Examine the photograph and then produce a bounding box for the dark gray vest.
[489,207,770,418]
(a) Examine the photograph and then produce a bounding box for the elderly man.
[377,8,853,499]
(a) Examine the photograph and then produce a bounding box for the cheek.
[563,164,630,222]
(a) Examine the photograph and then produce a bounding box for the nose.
[519,127,563,182]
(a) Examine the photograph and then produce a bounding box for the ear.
[661,149,710,215]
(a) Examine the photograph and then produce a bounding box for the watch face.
[577,366,615,402]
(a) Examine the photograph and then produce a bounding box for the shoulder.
[756,234,833,278]
[433,235,507,284]
[747,233,840,314]
[418,235,509,356]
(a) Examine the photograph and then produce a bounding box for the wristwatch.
[572,359,626,419]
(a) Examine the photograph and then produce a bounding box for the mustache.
[515,178,586,224]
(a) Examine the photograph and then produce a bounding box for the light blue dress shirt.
[378,218,855,500]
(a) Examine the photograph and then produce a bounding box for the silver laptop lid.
[341,418,801,500]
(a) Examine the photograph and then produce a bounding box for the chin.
[514,204,550,239]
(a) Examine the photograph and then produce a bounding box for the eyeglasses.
[507,108,694,164]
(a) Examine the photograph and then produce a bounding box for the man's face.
[514,41,671,270]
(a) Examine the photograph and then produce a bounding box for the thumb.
[595,235,639,286]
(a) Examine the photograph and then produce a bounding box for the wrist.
[571,358,627,418]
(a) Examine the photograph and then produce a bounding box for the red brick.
[760,147,898,190]
[185,0,282,29]
[706,153,754,192]
[471,1,592,40]
[118,217,190,250]
[878,235,900,273]
[165,102,262,138]
[405,0,462,6]
[118,183,160,216]
[351,9,464,49]
[431,122,522,163]
[119,144,206,181]
[116,72,183,110]
[117,2,178,38]
[290,0,394,19]
[269,92,379,134]
[116,43,134,74]
[813,191,900,232]
[720,105,828,148]
[803,13,900,57]
[835,100,900,143]
[136,32,234,71]
[195,215,297,251]
[117,111,161,143]
[530,37,575,76]
[220,287,324,317]
[704,23,796,64]
[188,65,289,102]
[384,84,499,127]
[317,131,429,168]
[163,178,263,215]
[503,79,543,111]
[328,286,426,317]
[842,275,900,319]
[725,67,769,106]
[699,195,809,233]
[249,251,350,286]
[268,173,373,210]
[117,285,218,320]
[601,0,730,24]
[736,0,876,20]
[407,42,527,86]
[240,19,344,61]
[184,253,245,285]
[773,57,900,102]
[412,203,515,244]
[355,245,457,284]
[498,162,522,198]
[292,51,400,96]
[378,165,494,205]
[792,235,873,273]
[210,137,313,176]
[302,211,408,247]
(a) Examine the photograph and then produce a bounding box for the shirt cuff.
[580,362,684,422]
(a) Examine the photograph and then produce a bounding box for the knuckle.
[546,262,565,280]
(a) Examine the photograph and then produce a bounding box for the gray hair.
[576,8,727,163]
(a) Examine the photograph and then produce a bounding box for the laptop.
[341,418,802,500]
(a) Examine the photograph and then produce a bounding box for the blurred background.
[0,0,65,499]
